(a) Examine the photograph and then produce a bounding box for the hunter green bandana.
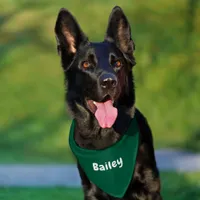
[69,116,139,198]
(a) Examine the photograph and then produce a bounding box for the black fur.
[55,6,163,200]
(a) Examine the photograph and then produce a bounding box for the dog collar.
[69,116,139,198]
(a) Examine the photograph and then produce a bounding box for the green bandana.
[69,116,139,198]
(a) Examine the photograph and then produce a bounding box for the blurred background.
[0,0,199,199]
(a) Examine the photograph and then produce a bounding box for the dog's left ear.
[105,6,135,66]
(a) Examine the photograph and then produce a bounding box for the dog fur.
[55,6,163,200]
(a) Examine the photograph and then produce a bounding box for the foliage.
[0,0,199,163]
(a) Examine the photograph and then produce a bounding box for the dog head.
[55,6,136,128]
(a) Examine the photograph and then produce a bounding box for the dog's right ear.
[55,8,88,69]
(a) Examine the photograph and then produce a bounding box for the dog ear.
[55,8,88,69]
[105,6,135,66]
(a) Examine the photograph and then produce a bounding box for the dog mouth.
[87,95,113,113]
[86,95,118,128]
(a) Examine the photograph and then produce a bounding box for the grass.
[0,0,200,163]
[0,172,200,200]
[0,188,82,200]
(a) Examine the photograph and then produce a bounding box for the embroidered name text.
[93,157,123,171]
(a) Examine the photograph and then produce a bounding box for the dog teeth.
[93,101,96,105]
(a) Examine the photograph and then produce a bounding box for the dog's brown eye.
[82,61,90,69]
[114,60,122,68]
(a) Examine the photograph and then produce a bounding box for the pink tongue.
[95,100,118,128]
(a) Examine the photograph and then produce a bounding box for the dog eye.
[82,61,90,69]
[113,60,122,68]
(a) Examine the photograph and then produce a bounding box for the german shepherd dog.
[55,6,163,200]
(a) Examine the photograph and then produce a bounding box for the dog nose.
[100,73,117,89]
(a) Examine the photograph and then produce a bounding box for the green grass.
[0,188,82,200]
[0,0,200,163]
[0,172,200,200]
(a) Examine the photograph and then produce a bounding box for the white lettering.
[105,162,108,170]
[99,165,105,171]
[93,163,99,171]
[112,161,117,168]
[108,161,112,169]
[92,157,124,171]
[117,157,123,168]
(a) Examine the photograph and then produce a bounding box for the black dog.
[55,6,163,200]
